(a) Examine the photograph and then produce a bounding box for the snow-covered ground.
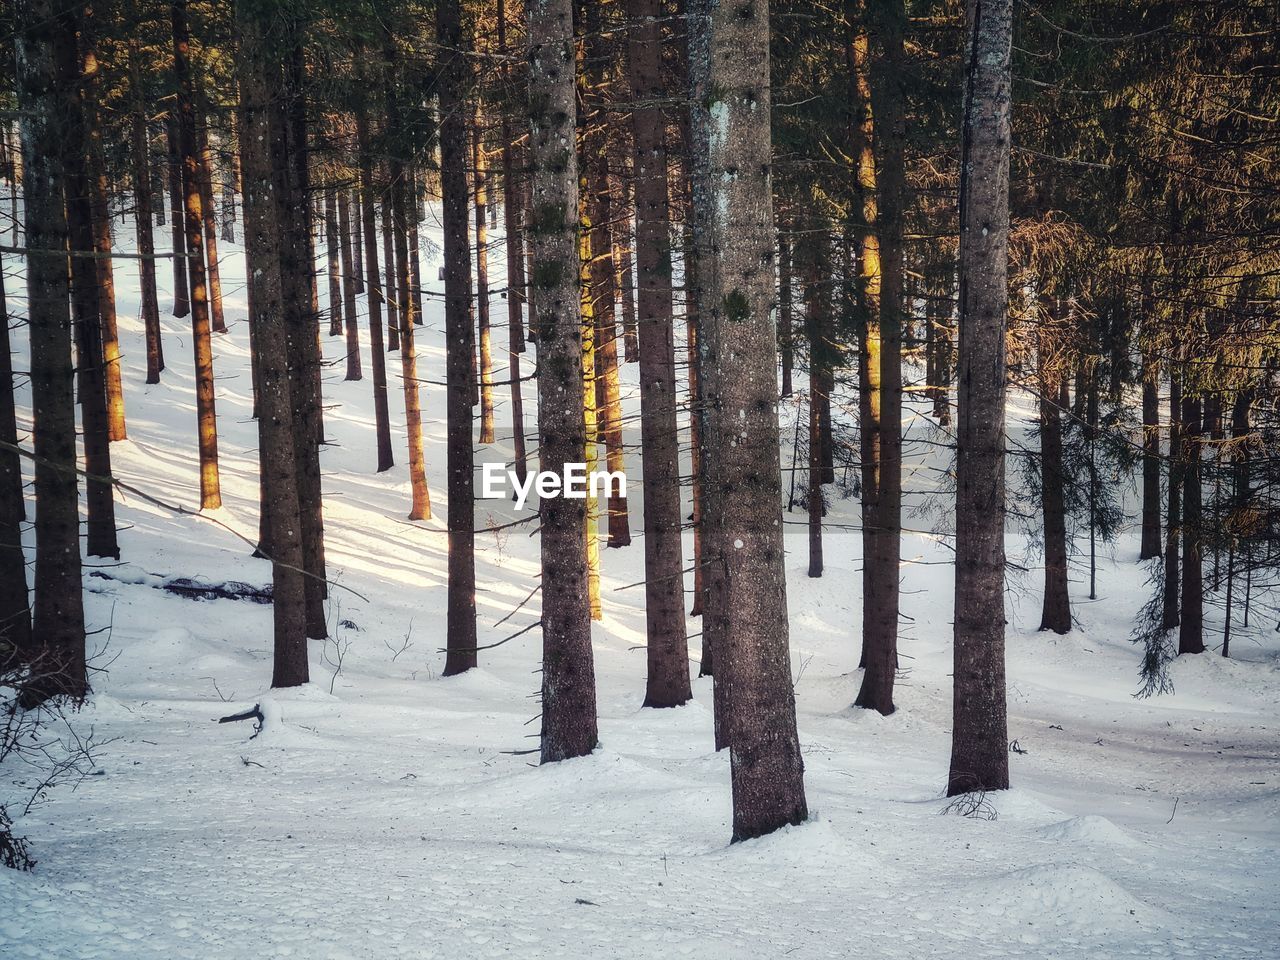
[1,205,1277,959]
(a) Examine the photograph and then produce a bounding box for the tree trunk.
[83,19,125,443]
[197,114,227,335]
[284,37,327,638]
[1178,394,1204,654]
[325,185,343,336]
[527,0,598,762]
[0,249,31,664]
[385,45,432,522]
[438,0,478,675]
[237,0,309,688]
[848,11,882,674]
[699,0,808,840]
[855,0,905,716]
[356,94,394,473]
[381,178,400,352]
[948,0,1012,797]
[779,231,793,398]
[130,43,164,385]
[165,112,190,318]
[338,187,362,381]
[173,0,222,510]
[472,115,496,444]
[1038,313,1070,634]
[1139,345,1162,560]
[498,0,528,484]
[626,0,692,707]
[1163,374,1182,629]
[16,0,87,703]
[350,188,364,294]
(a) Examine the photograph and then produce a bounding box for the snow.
[1,202,1277,959]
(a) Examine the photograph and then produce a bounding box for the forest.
[1,0,1277,957]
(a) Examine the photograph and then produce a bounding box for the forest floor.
[1,212,1278,959]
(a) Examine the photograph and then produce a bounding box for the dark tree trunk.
[779,231,793,398]
[626,0,692,708]
[350,188,364,294]
[528,0,598,762]
[698,0,808,840]
[381,179,400,352]
[1139,352,1163,560]
[173,0,222,510]
[1163,375,1182,629]
[165,112,190,318]
[1178,394,1204,654]
[283,37,328,638]
[338,186,362,381]
[130,44,164,384]
[408,168,425,326]
[438,0,478,675]
[948,0,1012,797]
[0,251,31,664]
[237,0,309,688]
[16,0,87,703]
[324,185,343,337]
[356,95,394,473]
[1038,318,1070,634]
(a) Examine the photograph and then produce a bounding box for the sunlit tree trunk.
[948,0,1012,797]
[16,0,87,703]
[528,0,598,763]
[325,185,343,336]
[173,0,222,510]
[472,115,496,444]
[196,114,226,335]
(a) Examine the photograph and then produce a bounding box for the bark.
[1139,348,1162,560]
[805,253,824,579]
[284,37,328,638]
[325,185,343,337]
[855,0,905,716]
[338,186,362,380]
[0,249,31,664]
[356,95,394,473]
[129,43,164,384]
[83,19,125,442]
[350,188,364,294]
[1038,314,1070,634]
[1163,375,1182,629]
[528,0,598,762]
[380,179,400,352]
[498,0,528,484]
[848,11,882,673]
[438,0,478,675]
[1178,394,1204,654]
[385,44,431,521]
[699,0,808,840]
[68,14,118,560]
[948,0,1012,797]
[472,116,496,444]
[15,0,87,702]
[237,0,309,688]
[408,169,425,326]
[165,112,190,318]
[197,114,226,335]
[173,0,222,510]
[779,232,793,398]
[626,0,691,707]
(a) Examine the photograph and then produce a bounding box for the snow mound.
[1036,815,1141,848]
[962,863,1164,928]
